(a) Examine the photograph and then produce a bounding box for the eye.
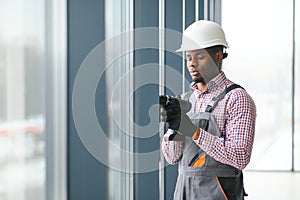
[186,56,191,62]
[196,55,205,60]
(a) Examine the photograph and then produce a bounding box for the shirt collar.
[190,71,227,92]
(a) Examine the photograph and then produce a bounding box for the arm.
[161,129,184,165]
[193,89,256,169]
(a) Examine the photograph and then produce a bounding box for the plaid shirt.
[161,72,256,170]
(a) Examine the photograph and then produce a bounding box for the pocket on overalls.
[216,177,229,200]
[189,176,227,200]
[216,175,244,200]
[188,152,206,167]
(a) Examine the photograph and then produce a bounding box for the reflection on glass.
[0,0,45,199]
[222,0,293,170]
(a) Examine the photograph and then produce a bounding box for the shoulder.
[225,83,256,112]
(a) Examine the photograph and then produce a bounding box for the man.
[160,20,256,200]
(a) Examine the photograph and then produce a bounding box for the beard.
[193,77,206,84]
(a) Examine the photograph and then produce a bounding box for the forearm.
[193,128,254,169]
[192,87,256,169]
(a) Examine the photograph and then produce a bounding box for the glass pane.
[295,0,300,171]
[222,0,293,170]
[0,0,46,199]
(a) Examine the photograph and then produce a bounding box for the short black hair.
[205,45,228,59]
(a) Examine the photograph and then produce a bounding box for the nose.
[187,57,197,68]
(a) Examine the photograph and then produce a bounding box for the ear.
[215,51,223,62]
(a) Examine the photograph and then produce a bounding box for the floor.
[243,171,300,200]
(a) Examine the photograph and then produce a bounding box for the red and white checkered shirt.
[161,72,256,170]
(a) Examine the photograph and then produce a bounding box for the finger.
[168,122,180,130]
[161,115,167,122]
[165,112,181,117]
[165,111,181,117]
[165,104,180,111]
[166,107,181,114]
[160,107,167,115]
[160,108,168,122]
[166,116,181,122]
[159,95,168,105]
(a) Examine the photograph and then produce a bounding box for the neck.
[196,82,207,92]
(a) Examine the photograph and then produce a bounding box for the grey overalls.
[173,84,246,200]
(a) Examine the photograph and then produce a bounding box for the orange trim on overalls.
[192,154,206,167]
[216,176,229,200]
[192,128,200,140]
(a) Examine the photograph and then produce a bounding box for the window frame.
[45,0,68,199]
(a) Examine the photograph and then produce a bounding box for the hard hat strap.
[223,51,228,59]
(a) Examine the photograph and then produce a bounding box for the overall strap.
[205,84,243,113]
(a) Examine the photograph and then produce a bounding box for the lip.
[190,70,199,75]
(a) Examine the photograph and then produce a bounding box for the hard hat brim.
[175,44,229,52]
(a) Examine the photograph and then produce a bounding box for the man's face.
[185,49,220,84]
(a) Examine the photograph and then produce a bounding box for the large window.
[0,0,67,199]
[0,0,46,199]
[222,0,294,170]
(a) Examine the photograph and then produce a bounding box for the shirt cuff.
[163,129,176,141]
[163,129,186,141]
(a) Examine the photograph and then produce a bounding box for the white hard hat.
[176,20,229,52]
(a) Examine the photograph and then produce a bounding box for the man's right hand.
[160,96,197,138]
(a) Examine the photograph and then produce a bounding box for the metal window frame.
[105,0,134,199]
[294,0,300,172]
[159,1,166,199]
[45,0,68,199]
[292,0,296,171]
[203,0,222,23]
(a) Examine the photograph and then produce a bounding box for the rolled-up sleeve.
[193,89,256,169]
[161,129,184,165]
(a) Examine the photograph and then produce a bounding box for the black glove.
[160,96,197,140]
